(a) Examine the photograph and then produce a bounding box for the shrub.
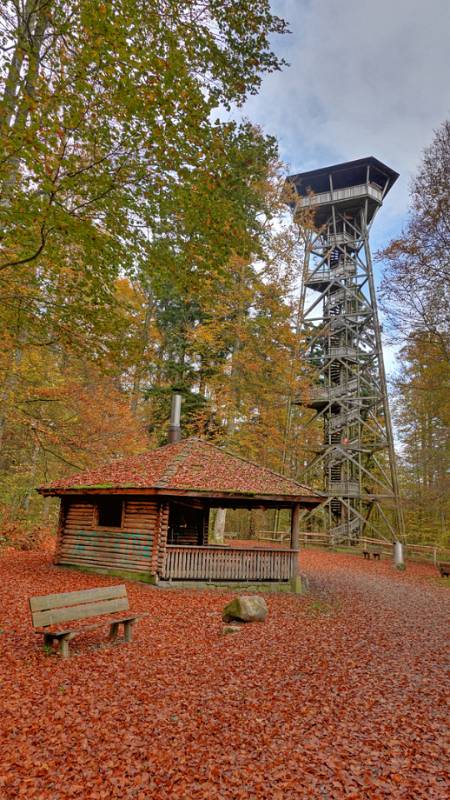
[0,509,52,551]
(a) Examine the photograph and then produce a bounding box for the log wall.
[57,497,160,575]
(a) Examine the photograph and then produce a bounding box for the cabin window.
[96,497,123,528]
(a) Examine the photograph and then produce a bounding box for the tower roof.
[38,437,320,504]
[287,156,399,198]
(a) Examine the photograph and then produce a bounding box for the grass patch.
[432,575,450,588]
[306,599,336,617]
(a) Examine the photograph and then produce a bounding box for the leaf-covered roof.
[39,437,319,501]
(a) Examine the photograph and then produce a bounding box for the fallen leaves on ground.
[0,548,448,799]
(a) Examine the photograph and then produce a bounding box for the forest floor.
[0,547,448,799]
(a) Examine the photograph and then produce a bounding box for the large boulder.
[222,595,268,623]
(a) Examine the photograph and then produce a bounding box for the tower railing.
[297,183,383,209]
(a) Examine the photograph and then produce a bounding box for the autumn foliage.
[0,2,306,536]
[0,549,448,799]
[380,120,450,546]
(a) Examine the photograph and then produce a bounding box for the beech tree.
[380,120,450,361]
[393,335,450,546]
[0,0,287,274]
[380,120,450,544]
[0,2,295,524]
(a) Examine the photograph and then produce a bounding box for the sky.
[231,0,450,369]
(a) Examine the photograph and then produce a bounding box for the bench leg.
[43,633,55,649]
[60,635,71,659]
[58,632,76,659]
[123,620,135,643]
[108,622,120,642]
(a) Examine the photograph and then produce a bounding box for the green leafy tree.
[0,1,291,528]
[1,0,287,276]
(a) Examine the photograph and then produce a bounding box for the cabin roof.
[38,437,320,503]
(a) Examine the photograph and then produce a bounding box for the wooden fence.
[164,545,298,581]
[297,533,450,562]
[225,531,450,564]
[225,530,291,543]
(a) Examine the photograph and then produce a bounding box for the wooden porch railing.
[164,545,298,581]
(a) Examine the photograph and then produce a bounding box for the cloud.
[238,0,450,237]
[226,0,450,377]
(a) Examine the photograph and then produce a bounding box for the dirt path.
[0,549,448,799]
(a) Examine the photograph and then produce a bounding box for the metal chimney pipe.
[168,394,182,443]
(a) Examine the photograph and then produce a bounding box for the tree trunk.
[130,296,154,414]
[212,508,226,544]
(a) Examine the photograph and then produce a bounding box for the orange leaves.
[0,548,448,798]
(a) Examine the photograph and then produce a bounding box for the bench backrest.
[29,585,129,628]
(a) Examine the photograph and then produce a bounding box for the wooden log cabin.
[38,438,322,587]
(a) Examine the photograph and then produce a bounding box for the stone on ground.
[222,595,268,623]
[222,624,242,635]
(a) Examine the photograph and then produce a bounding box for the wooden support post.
[58,632,77,659]
[124,620,135,643]
[158,503,169,580]
[291,504,301,551]
[108,622,119,642]
[202,508,210,546]
[290,504,301,586]
[59,635,71,659]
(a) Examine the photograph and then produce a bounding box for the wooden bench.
[29,585,147,658]
[363,548,382,561]
[437,561,450,578]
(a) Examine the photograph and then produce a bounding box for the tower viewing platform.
[288,156,399,225]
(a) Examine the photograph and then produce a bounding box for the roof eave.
[37,485,322,506]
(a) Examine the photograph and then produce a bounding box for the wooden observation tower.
[286,157,404,543]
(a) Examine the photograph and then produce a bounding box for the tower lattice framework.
[287,157,404,543]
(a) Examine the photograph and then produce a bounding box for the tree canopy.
[380,120,450,545]
[1,1,315,527]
